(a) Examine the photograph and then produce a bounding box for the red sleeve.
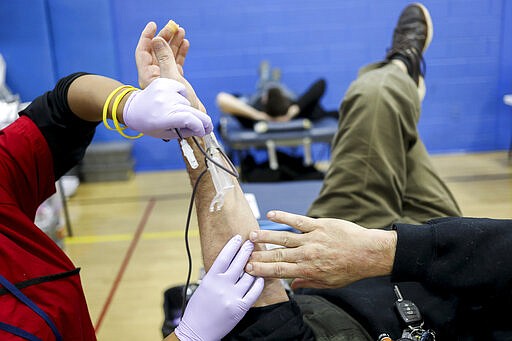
[0,116,96,340]
[0,116,55,220]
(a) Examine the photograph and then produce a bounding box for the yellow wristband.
[111,88,144,139]
[102,85,136,131]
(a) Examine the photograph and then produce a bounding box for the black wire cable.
[180,168,207,317]
[191,136,239,178]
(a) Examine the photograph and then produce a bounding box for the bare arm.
[137,20,289,308]
[184,139,288,307]
[216,92,271,121]
[67,74,130,123]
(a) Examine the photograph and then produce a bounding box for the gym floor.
[63,151,511,340]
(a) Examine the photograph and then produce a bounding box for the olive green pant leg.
[400,139,462,225]
[308,62,461,228]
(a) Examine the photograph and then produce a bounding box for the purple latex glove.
[174,235,264,341]
[122,78,213,139]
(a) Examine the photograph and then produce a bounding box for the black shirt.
[301,217,512,340]
[19,72,98,179]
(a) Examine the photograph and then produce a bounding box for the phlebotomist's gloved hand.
[122,78,212,140]
[174,235,264,341]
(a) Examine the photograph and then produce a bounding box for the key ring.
[409,326,425,338]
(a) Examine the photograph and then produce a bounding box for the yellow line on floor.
[65,229,199,244]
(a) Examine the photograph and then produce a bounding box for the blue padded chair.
[219,114,338,170]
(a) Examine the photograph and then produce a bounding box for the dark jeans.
[223,299,315,340]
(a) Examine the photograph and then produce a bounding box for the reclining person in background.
[217,61,338,183]
[167,3,511,340]
[216,61,338,129]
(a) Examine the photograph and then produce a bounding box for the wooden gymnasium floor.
[62,151,511,340]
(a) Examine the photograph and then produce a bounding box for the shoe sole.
[414,2,433,52]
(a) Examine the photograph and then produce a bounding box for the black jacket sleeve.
[19,72,100,179]
[391,217,512,299]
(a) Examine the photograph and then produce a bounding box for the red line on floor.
[94,198,156,333]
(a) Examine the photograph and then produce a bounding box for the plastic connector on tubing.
[203,133,234,212]
[181,139,198,169]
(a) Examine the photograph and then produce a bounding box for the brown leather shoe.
[385,3,433,85]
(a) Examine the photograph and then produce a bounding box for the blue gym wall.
[1,0,511,171]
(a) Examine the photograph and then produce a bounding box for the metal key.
[394,285,423,327]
